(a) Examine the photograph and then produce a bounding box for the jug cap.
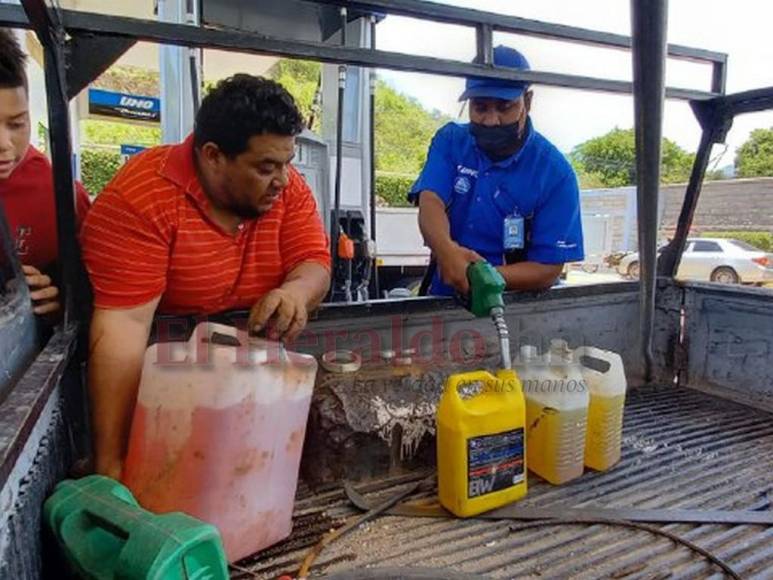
[519,345,539,361]
[549,339,574,363]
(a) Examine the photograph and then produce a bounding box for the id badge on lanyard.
[503,212,525,250]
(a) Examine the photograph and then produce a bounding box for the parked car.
[618,238,773,284]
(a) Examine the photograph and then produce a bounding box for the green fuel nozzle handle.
[465,261,506,318]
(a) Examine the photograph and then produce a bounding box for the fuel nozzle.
[491,307,511,370]
[465,261,505,316]
[464,261,511,370]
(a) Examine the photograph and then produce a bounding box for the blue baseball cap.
[459,45,531,102]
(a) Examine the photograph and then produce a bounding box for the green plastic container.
[44,475,228,580]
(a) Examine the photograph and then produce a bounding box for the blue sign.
[89,88,161,123]
[120,144,147,157]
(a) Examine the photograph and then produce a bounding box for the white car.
[618,238,773,285]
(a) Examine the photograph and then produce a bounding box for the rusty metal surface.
[302,360,448,485]
[235,385,773,579]
[682,282,773,413]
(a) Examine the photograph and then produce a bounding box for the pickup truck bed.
[3,281,772,580]
[235,384,773,579]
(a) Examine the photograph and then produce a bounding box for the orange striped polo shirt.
[81,135,330,314]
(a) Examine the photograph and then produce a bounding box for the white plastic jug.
[122,322,318,562]
[577,346,627,471]
[517,340,589,485]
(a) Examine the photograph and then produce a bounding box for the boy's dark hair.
[194,74,304,157]
[0,29,27,90]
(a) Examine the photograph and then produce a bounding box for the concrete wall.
[581,178,773,254]
[660,177,773,234]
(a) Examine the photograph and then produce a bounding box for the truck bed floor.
[233,385,773,579]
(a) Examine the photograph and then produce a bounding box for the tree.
[268,63,451,199]
[735,128,773,178]
[375,79,451,175]
[82,120,160,147]
[570,127,695,188]
[266,59,321,130]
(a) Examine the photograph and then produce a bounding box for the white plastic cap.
[549,338,573,363]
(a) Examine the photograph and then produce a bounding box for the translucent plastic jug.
[122,322,318,562]
[518,340,589,485]
[437,369,527,517]
[577,346,627,471]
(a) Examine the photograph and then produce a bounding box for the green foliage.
[375,79,451,176]
[267,59,321,130]
[82,119,160,147]
[375,173,416,207]
[660,138,696,184]
[576,170,608,190]
[93,65,159,96]
[80,149,122,195]
[735,128,773,178]
[701,231,773,252]
[570,127,694,188]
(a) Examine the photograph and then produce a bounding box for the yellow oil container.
[519,341,589,485]
[437,369,527,518]
[577,346,627,471]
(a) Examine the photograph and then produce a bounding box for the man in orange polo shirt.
[81,74,331,478]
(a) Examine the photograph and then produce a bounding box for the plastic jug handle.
[79,487,145,539]
[576,346,612,374]
[190,322,244,347]
[444,370,497,407]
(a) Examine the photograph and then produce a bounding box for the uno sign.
[89,88,161,123]
[119,96,155,110]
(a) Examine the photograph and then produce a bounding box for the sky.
[374,1,773,168]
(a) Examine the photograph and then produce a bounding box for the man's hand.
[436,243,484,295]
[249,287,308,342]
[249,262,330,342]
[22,265,61,316]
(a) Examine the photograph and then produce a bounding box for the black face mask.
[470,121,525,161]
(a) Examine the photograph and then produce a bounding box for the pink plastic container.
[122,323,318,562]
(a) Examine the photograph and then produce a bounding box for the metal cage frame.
[3,0,770,377]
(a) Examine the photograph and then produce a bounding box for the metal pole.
[631,0,668,383]
[711,58,728,95]
[331,6,348,301]
[368,15,379,300]
[476,23,493,65]
[20,0,78,327]
[659,130,713,277]
[158,0,200,143]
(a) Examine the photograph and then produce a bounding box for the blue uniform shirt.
[408,119,584,295]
